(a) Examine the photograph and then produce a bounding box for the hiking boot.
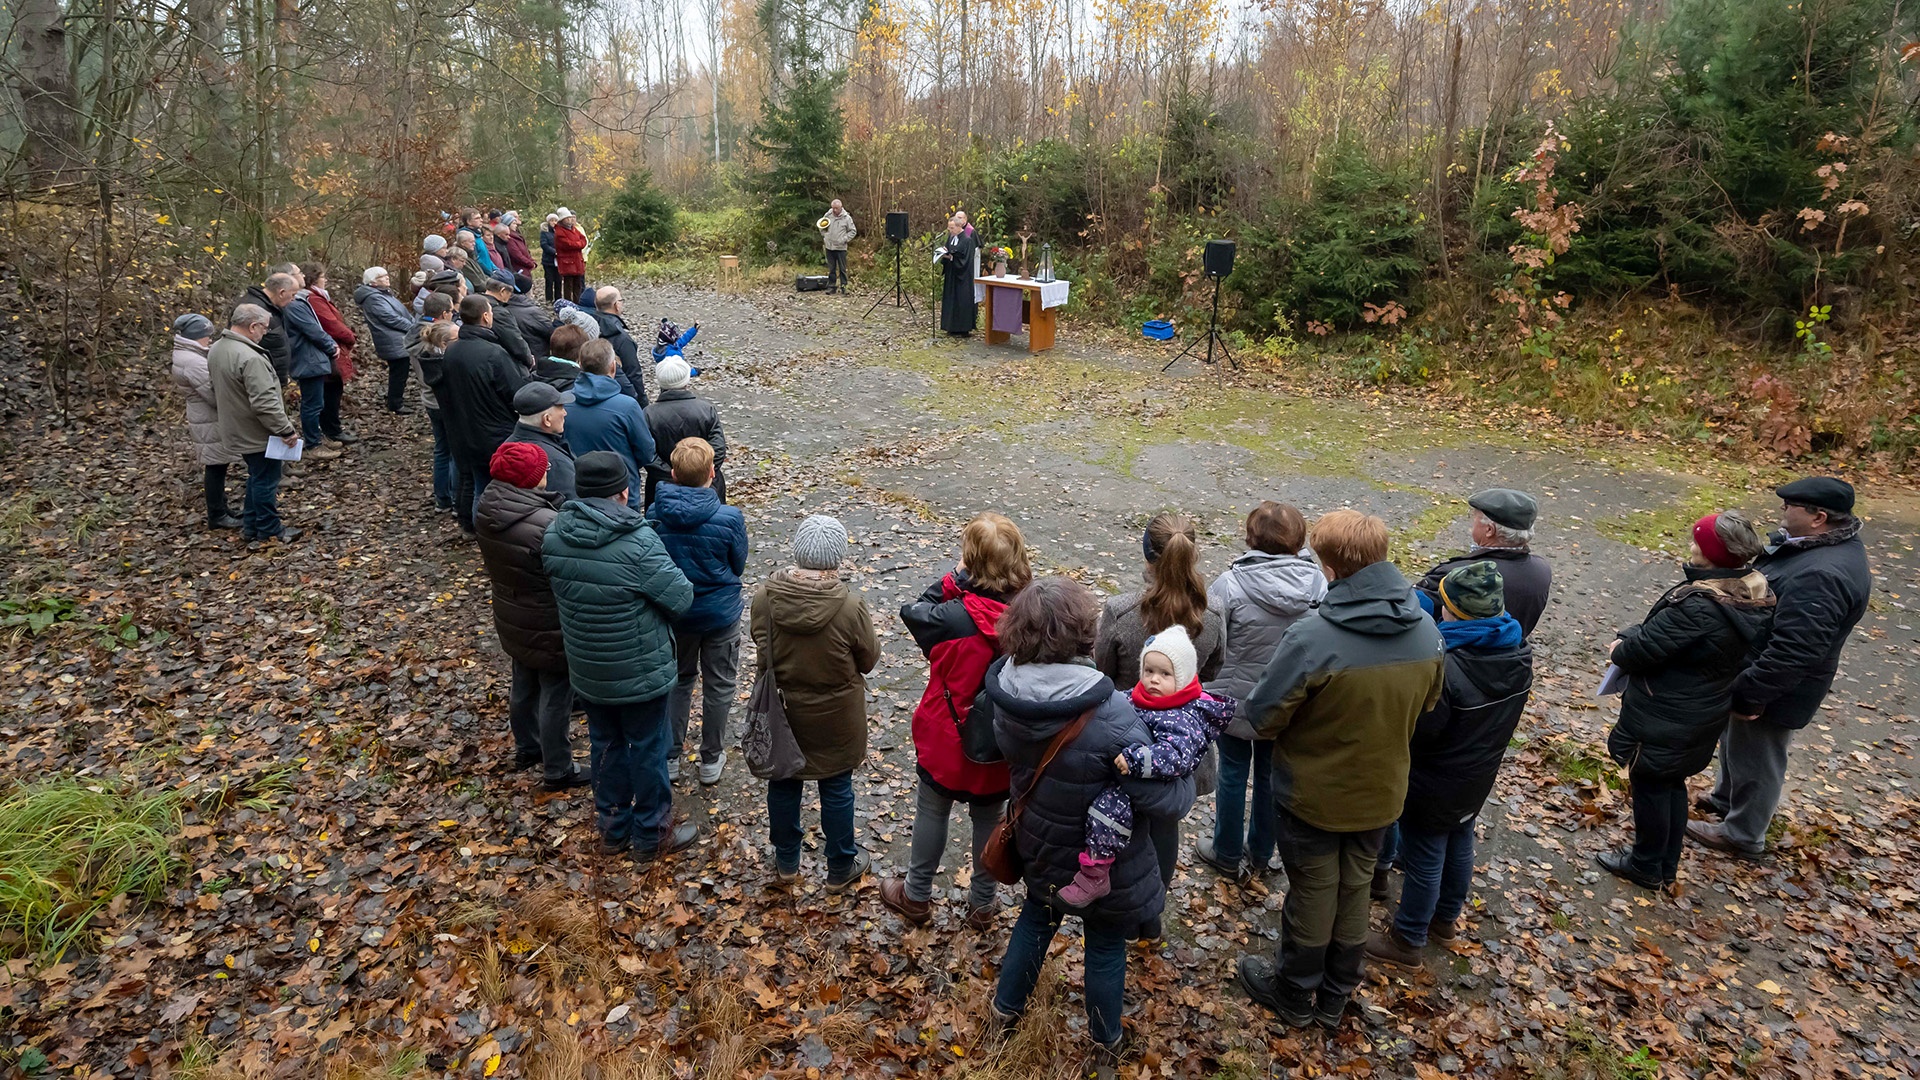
[1235,954,1314,1028]
[511,752,542,771]
[210,514,244,530]
[1194,837,1250,882]
[541,767,592,792]
[1365,927,1425,970]
[878,877,931,926]
[769,862,800,891]
[964,903,1000,933]
[698,751,726,786]
[826,851,870,893]
[1692,794,1726,819]
[1082,1036,1127,1080]
[1428,916,1460,943]
[634,822,698,864]
[1370,863,1394,902]
[308,444,343,461]
[1595,848,1666,889]
[1686,821,1766,861]
[1312,993,1349,1031]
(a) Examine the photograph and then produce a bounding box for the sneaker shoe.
[634,821,698,864]
[1692,794,1726,819]
[541,767,592,792]
[698,751,725,786]
[1595,847,1667,888]
[1686,820,1766,860]
[666,757,681,783]
[1235,955,1314,1028]
[878,877,931,926]
[308,444,343,461]
[1365,927,1425,970]
[1194,837,1250,882]
[1266,853,1286,875]
[825,851,870,893]
[210,514,244,530]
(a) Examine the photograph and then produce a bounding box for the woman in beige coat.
[170,313,242,530]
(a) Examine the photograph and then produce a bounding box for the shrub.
[0,779,185,960]
[597,171,680,259]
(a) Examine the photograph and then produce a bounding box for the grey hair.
[1712,509,1766,564]
[230,303,272,329]
[264,272,298,293]
[594,286,621,311]
[268,261,300,277]
[1474,509,1532,548]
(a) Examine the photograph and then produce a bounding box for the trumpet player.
[820,199,857,294]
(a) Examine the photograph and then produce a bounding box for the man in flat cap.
[1415,488,1554,638]
[503,381,577,498]
[1691,477,1872,858]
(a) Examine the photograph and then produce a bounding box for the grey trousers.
[1707,719,1795,852]
[670,622,742,765]
[905,781,1004,910]
[509,661,576,782]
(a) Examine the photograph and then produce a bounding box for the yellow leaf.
[401,1000,416,1022]
[308,937,319,952]
[1756,979,1784,995]
[439,819,458,828]
[223,955,235,968]
[484,1052,501,1077]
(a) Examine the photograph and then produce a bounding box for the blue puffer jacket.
[354,283,417,361]
[646,482,748,633]
[566,372,656,503]
[985,658,1195,937]
[541,497,694,704]
[284,294,338,380]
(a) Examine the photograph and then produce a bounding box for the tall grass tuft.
[0,778,185,960]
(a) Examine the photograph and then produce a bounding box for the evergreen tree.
[600,171,680,259]
[747,0,847,259]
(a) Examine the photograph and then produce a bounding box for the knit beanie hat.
[559,306,601,340]
[362,266,388,286]
[1438,560,1505,619]
[575,451,631,500]
[1692,513,1743,568]
[419,254,444,272]
[489,441,549,490]
[793,515,849,570]
[173,313,214,339]
[410,271,429,289]
[656,358,691,390]
[423,234,447,254]
[1140,624,1198,688]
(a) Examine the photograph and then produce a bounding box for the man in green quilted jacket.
[543,451,697,862]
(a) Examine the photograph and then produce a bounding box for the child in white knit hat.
[1060,623,1235,906]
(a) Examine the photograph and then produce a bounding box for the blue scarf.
[1437,613,1523,651]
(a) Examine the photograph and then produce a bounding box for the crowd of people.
[169,210,1875,1074]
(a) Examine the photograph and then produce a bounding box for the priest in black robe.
[936,216,977,336]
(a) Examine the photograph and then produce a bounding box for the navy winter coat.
[284,294,338,380]
[592,310,647,404]
[985,658,1196,937]
[353,283,416,361]
[646,482,748,634]
[1729,527,1871,730]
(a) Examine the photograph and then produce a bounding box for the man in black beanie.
[1690,476,1871,858]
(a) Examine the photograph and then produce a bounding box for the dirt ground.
[3,278,1916,1078]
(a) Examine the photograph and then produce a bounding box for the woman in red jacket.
[879,512,1030,931]
[299,262,359,446]
[553,208,588,300]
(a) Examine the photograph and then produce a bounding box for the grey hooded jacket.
[1206,551,1328,738]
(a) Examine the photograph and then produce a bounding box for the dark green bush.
[598,171,680,259]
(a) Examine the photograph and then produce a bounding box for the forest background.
[1,0,1918,464]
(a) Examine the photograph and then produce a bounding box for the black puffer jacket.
[985,658,1196,937]
[231,285,291,383]
[643,388,728,504]
[1608,566,1775,780]
[1400,629,1534,834]
[439,325,529,465]
[506,292,554,356]
[485,297,536,371]
[473,481,567,671]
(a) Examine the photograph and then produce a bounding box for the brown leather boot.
[879,877,930,926]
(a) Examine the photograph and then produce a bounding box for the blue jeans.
[1391,818,1476,947]
[1378,822,1400,870]
[993,895,1128,1047]
[767,771,856,875]
[1212,735,1274,865]
[455,457,491,532]
[583,694,673,851]
[240,451,284,539]
[426,408,455,507]
[296,375,327,444]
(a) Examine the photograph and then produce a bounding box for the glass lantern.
[1035,243,1055,283]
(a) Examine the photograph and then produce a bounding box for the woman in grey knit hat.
[170,312,242,530]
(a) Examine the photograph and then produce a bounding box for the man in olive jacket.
[208,304,301,544]
[1235,509,1444,1031]
[542,451,697,862]
[1692,476,1873,857]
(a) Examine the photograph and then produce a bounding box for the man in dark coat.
[474,441,588,791]
[542,452,697,862]
[1236,509,1444,1030]
[482,273,537,371]
[502,382,577,498]
[591,287,648,404]
[506,285,555,358]
[231,275,296,384]
[539,214,561,304]
[1692,477,1873,857]
[439,295,529,534]
[643,358,728,505]
[1415,488,1554,638]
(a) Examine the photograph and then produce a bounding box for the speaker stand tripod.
[864,238,917,319]
[1163,275,1237,372]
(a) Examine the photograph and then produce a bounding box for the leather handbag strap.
[1007,706,1095,825]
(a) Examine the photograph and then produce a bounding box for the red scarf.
[1132,677,1203,710]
